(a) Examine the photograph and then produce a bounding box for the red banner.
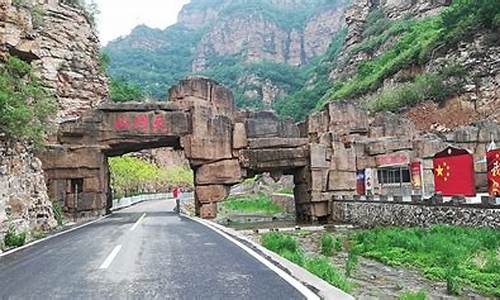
[433,147,476,197]
[487,149,500,197]
[411,161,422,190]
[356,171,366,195]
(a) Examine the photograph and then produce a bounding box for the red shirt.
[173,188,180,198]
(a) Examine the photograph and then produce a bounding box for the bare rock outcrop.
[0,140,57,247]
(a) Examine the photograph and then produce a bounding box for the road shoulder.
[183,213,354,300]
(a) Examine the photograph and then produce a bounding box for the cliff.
[105,0,348,107]
[0,0,108,247]
[316,0,499,129]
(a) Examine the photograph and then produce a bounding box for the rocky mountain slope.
[105,0,347,107]
[296,0,499,128]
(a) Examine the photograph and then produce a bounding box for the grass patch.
[366,65,465,112]
[352,225,500,296]
[398,290,427,300]
[276,187,294,195]
[221,194,283,215]
[3,225,27,249]
[320,233,335,256]
[262,232,352,292]
[52,200,64,227]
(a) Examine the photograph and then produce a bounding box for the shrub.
[52,201,64,227]
[304,256,352,292]
[261,232,352,292]
[0,56,56,146]
[320,233,335,256]
[366,66,465,113]
[398,290,427,300]
[262,232,301,255]
[4,225,27,249]
[345,250,359,277]
[110,79,144,102]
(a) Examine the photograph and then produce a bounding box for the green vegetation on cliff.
[0,57,55,146]
[317,0,500,110]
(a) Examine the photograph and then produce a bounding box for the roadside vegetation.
[0,56,55,146]
[109,156,193,199]
[351,225,500,296]
[398,290,428,300]
[221,194,283,215]
[261,232,352,293]
[2,225,27,250]
[252,225,499,297]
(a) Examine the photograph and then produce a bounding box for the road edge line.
[182,214,319,300]
[0,215,110,258]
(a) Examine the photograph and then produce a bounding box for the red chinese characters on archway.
[113,113,168,134]
[114,115,130,130]
[133,114,149,133]
[152,115,167,133]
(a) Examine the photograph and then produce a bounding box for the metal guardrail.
[111,193,171,211]
[111,192,194,211]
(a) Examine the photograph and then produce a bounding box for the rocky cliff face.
[106,0,348,106]
[0,0,108,243]
[192,2,345,71]
[326,0,499,129]
[0,140,57,247]
[2,0,108,122]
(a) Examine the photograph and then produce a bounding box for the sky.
[94,0,191,45]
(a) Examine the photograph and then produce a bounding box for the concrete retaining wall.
[331,200,500,229]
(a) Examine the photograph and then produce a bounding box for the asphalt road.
[0,200,306,300]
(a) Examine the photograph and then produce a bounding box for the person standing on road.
[172,186,181,214]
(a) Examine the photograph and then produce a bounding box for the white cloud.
[94,0,191,45]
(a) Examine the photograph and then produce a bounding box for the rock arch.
[39,78,327,221]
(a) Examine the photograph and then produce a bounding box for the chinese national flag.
[487,148,500,197]
[433,147,476,197]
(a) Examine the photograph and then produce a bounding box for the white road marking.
[130,213,146,231]
[99,245,122,269]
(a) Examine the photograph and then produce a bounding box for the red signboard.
[356,171,366,195]
[376,152,409,167]
[113,113,168,134]
[411,161,422,190]
[433,147,476,197]
[487,148,500,197]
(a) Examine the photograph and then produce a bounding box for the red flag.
[433,147,476,197]
[487,148,500,197]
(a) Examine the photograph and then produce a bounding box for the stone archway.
[39,77,326,221]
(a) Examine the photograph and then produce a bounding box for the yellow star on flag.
[436,164,444,177]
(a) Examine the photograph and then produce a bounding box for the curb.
[182,213,354,300]
[0,215,109,258]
